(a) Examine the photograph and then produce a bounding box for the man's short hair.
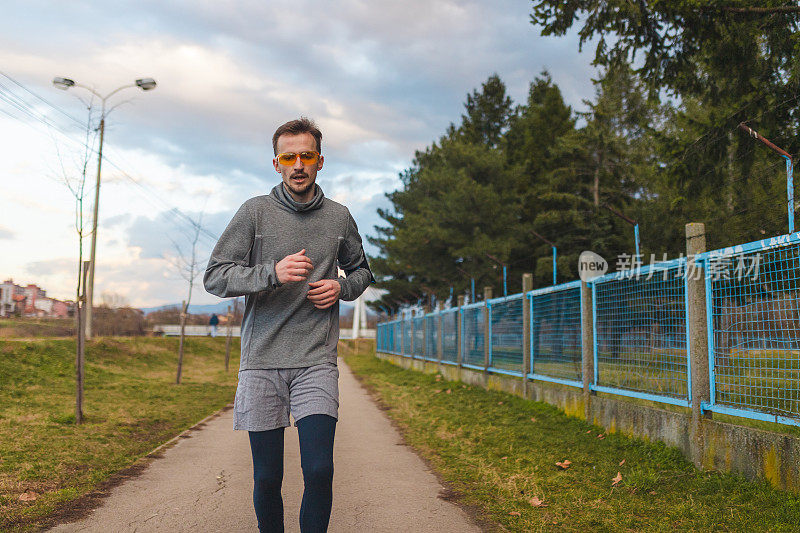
[272,117,322,155]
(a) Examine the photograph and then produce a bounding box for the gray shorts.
[233,362,339,432]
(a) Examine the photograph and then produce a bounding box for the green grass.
[0,336,240,532]
[342,347,800,532]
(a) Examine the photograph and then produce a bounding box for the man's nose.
[293,156,305,170]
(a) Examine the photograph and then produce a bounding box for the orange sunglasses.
[275,150,320,166]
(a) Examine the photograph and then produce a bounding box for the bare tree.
[53,98,100,424]
[100,291,130,309]
[164,211,206,384]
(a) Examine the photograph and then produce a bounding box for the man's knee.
[254,467,283,493]
[302,459,333,488]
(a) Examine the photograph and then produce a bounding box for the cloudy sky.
[0,1,596,307]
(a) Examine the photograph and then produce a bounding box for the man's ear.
[273,158,280,172]
[317,154,324,171]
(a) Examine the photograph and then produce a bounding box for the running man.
[203,117,372,532]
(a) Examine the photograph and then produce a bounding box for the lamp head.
[52,77,75,90]
[135,78,157,91]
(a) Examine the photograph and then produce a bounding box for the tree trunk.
[176,300,187,384]
[76,260,89,424]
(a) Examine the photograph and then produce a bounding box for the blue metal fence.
[700,232,800,424]
[529,281,583,387]
[425,314,437,361]
[442,308,459,364]
[461,303,485,369]
[375,231,800,427]
[489,294,524,375]
[413,316,425,358]
[592,258,689,406]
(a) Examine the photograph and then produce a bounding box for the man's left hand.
[307,279,341,309]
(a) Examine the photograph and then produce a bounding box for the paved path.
[48,358,483,532]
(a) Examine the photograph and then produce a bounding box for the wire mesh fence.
[403,318,413,356]
[413,316,425,358]
[530,282,582,384]
[707,240,800,419]
[489,295,524,373]
[593,260,688,401]
[425,314,438,360]
[442,308,459,363]
[376,233,800,426]
[462,304,485,367]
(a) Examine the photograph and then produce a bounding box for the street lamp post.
[52,76,156,339]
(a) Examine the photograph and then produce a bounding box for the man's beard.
[287,173,314,195]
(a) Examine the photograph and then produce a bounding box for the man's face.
[273,132,323,202]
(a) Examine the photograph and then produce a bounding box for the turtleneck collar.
[270,183,325,212]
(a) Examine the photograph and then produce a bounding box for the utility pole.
[738,122,795,233]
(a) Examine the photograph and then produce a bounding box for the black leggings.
[248,414,337,533]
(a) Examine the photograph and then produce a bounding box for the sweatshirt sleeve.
[337,210,374,301]
[203,200,281,298]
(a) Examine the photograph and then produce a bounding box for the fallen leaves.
[18,491,37,502]
[509,511,521,516]
[555,459,572,470]
[433,389,441,394]
[612,472,623,486]
[619,459,626,466]
[597,433,606,440]
[445,389,451,394]
[530,417,537,422]
[529,496,547,508]
[497,401,503,405]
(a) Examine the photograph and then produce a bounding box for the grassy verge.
[0,318,75,338]
[342,348,800,532]
[0,336,239,532]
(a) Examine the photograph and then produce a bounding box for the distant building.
[0,279,72,318]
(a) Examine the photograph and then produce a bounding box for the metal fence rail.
[703,234,800,423]
[592,259,689,405]
[489,294,524,375]
[529,281,582,386]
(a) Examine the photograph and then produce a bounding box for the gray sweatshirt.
[203,184,373,370]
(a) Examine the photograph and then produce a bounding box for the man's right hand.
[275,249,314,284]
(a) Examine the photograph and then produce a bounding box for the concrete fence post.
[581,281,594,422]
[686,222,711,469]
[483,286,493,380]
[456,295,465,381]
[522,273,533,399]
